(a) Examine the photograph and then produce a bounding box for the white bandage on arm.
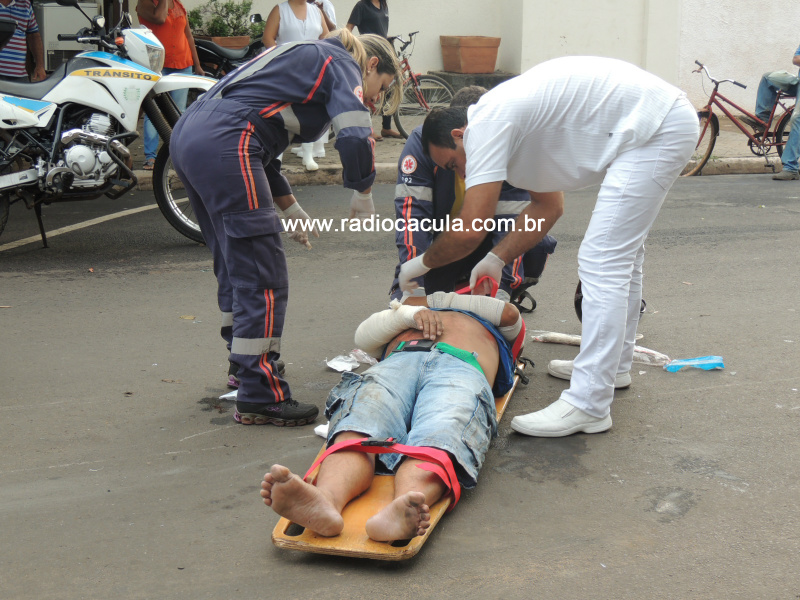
[426,292,505,325]
[499,315,523,344]
[354,300,426,357]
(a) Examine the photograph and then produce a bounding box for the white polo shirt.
[463,56,685,193]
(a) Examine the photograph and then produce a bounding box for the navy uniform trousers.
[171,100,292,405]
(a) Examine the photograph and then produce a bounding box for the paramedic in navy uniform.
[171,29,402,426]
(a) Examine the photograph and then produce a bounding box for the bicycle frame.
[392,33,430,109]
[702,86,792,148]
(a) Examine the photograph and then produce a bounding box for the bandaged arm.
[427,292,523,345]
[354,299,427,357]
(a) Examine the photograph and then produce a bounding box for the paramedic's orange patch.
[354,85,363,102]
[401,155,418,174]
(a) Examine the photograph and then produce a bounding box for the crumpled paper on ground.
[325,348,377,372]
[314,422,329,438]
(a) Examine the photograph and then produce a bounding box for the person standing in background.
[346,0,401,140]
[263,0,330,170]
[136,0,205,170]
[0,0,45,82]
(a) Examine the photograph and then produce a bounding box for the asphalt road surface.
[1,177,799,599]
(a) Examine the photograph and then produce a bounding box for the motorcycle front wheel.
[153,144,204,243]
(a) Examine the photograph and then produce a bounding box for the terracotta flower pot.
[440,36,501,74]
[210,35,251,49]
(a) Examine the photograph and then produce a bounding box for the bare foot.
[364,491,431,542]
[260,464,344,537]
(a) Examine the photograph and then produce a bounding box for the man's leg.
[755,73,781,121]
[364,352,497,540]
[774,104,800,180]
[363,457,443,541]
[261,431,375,537]
[511,97,698,436]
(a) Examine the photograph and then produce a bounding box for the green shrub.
[190,0,262,38]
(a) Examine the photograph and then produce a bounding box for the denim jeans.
[324,349,497,488]
[755,71,800,172]
[755,71,799,121]
[143,66,192,161]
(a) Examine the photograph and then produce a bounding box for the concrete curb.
[688,157,781,176]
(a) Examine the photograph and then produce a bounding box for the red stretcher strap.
[304,437,462,509]
[511,317,526,363]
[456,275,498,298]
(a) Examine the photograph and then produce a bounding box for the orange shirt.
[139,0,193,69]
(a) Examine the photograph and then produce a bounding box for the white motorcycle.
[0,0,215,245]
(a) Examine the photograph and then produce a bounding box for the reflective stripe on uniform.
[231,336,282,355]
[212,41,313,98]
[331,109,372,133]
[221,311,234,327]
[395,183,433,201]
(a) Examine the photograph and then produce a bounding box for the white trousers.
[561,96,699,418]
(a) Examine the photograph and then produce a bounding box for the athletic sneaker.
[227,360,285,388]
[234,400,319,426]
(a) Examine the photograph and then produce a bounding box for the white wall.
[679,0,800,108]
[180,0,800,108]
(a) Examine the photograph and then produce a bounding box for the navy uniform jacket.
[204,38,376,194]
[391,127,543,292]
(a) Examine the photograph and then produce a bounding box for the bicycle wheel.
[682,111,718,176]
[153,144,204,244]
[393,75,455,139]
[775,106,794,158]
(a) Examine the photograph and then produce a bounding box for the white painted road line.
[0,203,159,252]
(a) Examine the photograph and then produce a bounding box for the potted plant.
[440,36,501,74]
[188,0,264,49]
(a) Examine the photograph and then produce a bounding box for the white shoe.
[312,142,326,158]
[547,359,632,389]
[303,155,319,171]
[302,144,318,171]
[510,398,612,437]
[290,145,303,156]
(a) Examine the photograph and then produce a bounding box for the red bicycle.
[686,60,795,176]
[388,31,455,138]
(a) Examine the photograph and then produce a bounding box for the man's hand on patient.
[469,252,505,295]
[414,309,443,340]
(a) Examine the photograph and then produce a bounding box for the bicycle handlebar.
[390,31,419,53]
[693,60,747,89]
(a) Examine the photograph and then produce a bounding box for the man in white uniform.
[398,56,699,437]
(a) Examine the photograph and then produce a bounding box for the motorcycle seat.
[195,38,251,61]
[0,62,67,100]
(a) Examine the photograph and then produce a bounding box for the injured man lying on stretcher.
[261,292,523,542]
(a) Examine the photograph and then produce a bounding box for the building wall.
[179,0,800,108]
